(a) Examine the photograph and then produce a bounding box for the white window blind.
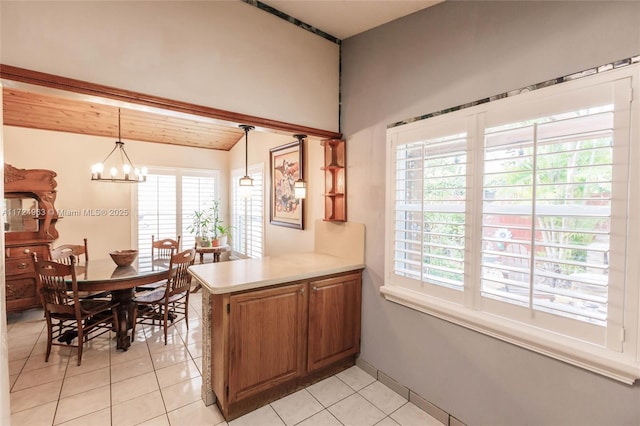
[137,169,217,265]
[138,174,177,264]
[394,133,467,291]
[232,165,264,258]
[181,175,217,250]
[383,64,639,383]
[481,106,614,326]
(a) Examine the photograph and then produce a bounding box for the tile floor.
[7,291,443,426]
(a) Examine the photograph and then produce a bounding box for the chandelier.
[91,108,147,183]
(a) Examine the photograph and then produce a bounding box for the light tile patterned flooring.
[8,291,442,426]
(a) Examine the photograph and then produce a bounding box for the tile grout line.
[356,358,455,426]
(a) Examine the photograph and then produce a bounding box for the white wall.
[0,1,340,132]
[342,1,640,425]
[3,126,227,256]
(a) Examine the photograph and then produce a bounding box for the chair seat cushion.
[134,287,166,304]
[167,292,188,303]
[135,281,166,291]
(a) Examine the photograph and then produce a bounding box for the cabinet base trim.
[217,356,356,421]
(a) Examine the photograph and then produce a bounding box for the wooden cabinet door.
[307,272,361,372]
[5,243,51,312]
[228,283,306,403]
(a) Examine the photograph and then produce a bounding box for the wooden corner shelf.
[321,139,346,222]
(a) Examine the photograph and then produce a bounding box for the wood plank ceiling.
[3,87,244,151]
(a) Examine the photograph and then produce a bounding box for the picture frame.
[270,140,304,229]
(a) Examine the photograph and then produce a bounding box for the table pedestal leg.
[111,288,134,351]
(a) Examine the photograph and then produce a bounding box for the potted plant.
[188,208,212,247]
[212,224,233,247]
[209,199,232,247]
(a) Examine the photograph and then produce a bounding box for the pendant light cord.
[245,127,249,176]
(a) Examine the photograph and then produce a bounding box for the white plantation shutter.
[384,64,639,381]
[481,106,614,326]
[138,174,177,266]
[181,175,216,250]
[393,132,467,292]
[232,165,264,258]
[137,169,217,265]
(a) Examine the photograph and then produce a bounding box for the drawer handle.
[17,262,29,270]
[22,249,31,254]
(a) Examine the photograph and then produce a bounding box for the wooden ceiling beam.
[0,64,342,142]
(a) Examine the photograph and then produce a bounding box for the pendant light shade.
[293,134,307,199]
[238,125,255,195]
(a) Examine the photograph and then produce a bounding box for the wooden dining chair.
[152,235,181,260]
[32,253,119,366]
[132,248,196,344]
[51,238,107,299]
[136,235,181,292]
[51,238,89,265]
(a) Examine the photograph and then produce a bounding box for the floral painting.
[270,140,304,229]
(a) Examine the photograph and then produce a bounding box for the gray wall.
[341,1,640,425]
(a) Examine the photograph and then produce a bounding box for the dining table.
[68,257,171,351]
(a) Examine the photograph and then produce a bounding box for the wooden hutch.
[4,163,59,313]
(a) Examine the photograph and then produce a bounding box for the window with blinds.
[181,175,217,250]
[481,106,613,325]
[137,169,217,265]
[231,164,264,258]
[394,133,467,291]
[383,63,639,382]
[138,174,177,264]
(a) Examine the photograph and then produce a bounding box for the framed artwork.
[270,140,304,229]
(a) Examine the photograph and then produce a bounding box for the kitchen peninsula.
[188,221,365,420]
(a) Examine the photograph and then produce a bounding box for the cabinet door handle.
[300,288,305,294]
[17,262,28,270]
[312,286,318,292]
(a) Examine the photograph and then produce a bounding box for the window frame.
[382,64,640,383]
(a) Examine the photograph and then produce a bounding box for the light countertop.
[188,252,364,295]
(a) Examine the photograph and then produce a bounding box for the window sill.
[380,285,640,384]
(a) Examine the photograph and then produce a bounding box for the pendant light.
[91,108,147,182]
[238,125,255,193]
[293,134,307,199]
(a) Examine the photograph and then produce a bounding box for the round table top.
[71,257,170,290]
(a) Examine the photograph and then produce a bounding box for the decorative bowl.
[109,249,138,267]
